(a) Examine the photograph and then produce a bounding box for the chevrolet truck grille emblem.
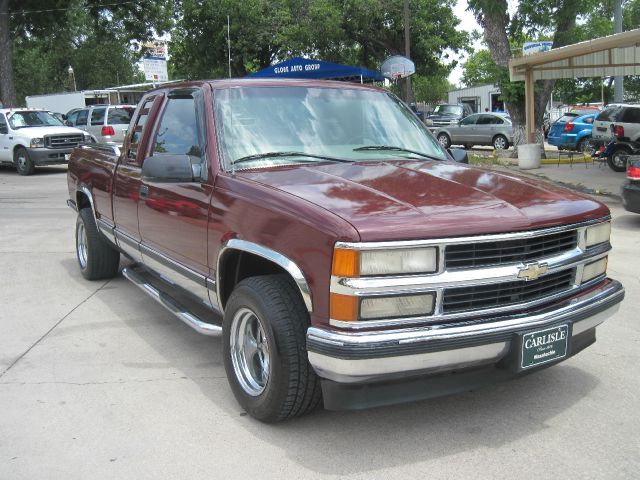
[517,262,549,281]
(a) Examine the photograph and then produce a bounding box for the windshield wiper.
[353,145,443,161]
[232,151,351,166]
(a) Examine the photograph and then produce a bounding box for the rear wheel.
[437,133,451,149]
[608,149,629,172]
[576,137,590,153]
[223,274,321,422]
[14,147,35,176]
[76,208,120,280]
[493,134,508,150]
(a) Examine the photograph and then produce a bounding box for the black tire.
[492,134,508,150]
[76,208,120,280]
[437,133,451,149]
[14,146,35,176]
[223,274,321,422]
[608,149,629,172]
[463,144,473,150]
[576,137,590,153]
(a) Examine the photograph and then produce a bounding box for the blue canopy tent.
[246,57,385,83]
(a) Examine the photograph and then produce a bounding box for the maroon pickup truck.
[67,79,624,422]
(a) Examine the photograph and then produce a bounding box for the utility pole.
[403,0,414,104]
[614,0,623,102]
[227,16,232,78]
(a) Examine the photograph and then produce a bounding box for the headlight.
[360,293,435,320]
[585,222,611,247]
[83,134,92,143]
[581,257,607,283]
[332,247,438,277]
[426,119,433,126]
[30,138,44,148]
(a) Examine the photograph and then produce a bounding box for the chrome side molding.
[122,266,222,337]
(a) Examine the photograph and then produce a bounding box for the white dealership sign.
[523,41,553,56]
[143,42,168,82]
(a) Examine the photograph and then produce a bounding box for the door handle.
[139,185,149,199]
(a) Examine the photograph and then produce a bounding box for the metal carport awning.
[509,29,640,143]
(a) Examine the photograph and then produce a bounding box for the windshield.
[433,105,462,115]
[214,86,447,170]
[7,110,64,129]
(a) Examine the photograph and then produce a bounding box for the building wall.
[448,84,502,113]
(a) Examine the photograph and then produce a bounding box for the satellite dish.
[381,55,416,80]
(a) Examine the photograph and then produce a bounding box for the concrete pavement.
[1,165,638,479]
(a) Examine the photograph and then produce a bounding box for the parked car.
[0,108,91,175]
[544,106,600,138]
[67,79,623,422]
[593,104,640,171]
[621,156,640,213]
[425,103,473,130]
[434,112,513,150]
[66,104,135,145]
[547,113,596,151]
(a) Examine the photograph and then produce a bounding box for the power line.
[1,0,139,16]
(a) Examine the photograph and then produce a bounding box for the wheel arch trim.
[217,239,313,313]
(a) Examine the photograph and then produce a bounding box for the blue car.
[547,113,596,151]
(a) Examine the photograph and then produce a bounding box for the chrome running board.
[122,265,222,337]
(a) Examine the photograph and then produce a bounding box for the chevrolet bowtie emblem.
[517,262,549,281]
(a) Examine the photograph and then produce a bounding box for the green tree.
[461,50,499,87]
[0,0,172,106]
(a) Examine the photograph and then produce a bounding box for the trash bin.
[518,144,541,169]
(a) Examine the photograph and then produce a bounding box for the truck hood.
[237,160,609,241]
[13,126,86,137]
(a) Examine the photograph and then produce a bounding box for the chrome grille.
[442,269,575,314]
[45,134,84,149]
[445,230,578,269]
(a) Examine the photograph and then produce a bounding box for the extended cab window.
[152,90,203,159]
[90,107,106,126]
[127,96,156,162]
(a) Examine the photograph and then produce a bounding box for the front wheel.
[223,274,321,422]
[14,147,35,176]
[76,208,120,280]
[437,133,451,149]
[493,134,508,150]
[608,149,628,172]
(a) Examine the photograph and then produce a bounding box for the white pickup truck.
[0,108,91,175]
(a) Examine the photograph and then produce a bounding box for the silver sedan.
[434,113,513,150]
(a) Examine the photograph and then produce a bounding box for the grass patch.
[468,153,514,167]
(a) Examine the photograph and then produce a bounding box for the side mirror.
[448,148,468,164]
[64,120,73,126]
[142,154,201,182]
[0,125,7,135]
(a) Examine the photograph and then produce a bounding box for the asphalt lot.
[1,165,639,480]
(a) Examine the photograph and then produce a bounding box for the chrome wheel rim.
[612,152,626,168]
[438,135,449,148]
[230,307,270,396]
[17,154,27,170]
[494,137,506,149]
[77,222,88,268]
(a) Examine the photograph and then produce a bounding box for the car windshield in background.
[433,105,462,115]
[108,107,134,124]
[596,107,622,122]
[8,111,63,129]
[214,86,447,170]
[557,114,579,123]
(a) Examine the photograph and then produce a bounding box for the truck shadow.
[98,267,599,476]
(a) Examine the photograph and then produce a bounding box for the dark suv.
[425,103,473,131]
[593,104,640,171]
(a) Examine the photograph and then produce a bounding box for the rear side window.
[596,107,621,122]
[583,116,595,124]
[152,90,202,158]
[0,113,7,133]
[108,107,134,125]
[90,107,106,126]
[76,109,89,126]
[621,108,640,123]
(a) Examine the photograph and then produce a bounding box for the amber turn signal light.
[332,248,360,277]
[330,293,359,322]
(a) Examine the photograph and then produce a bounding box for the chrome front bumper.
[307,280,624,384]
